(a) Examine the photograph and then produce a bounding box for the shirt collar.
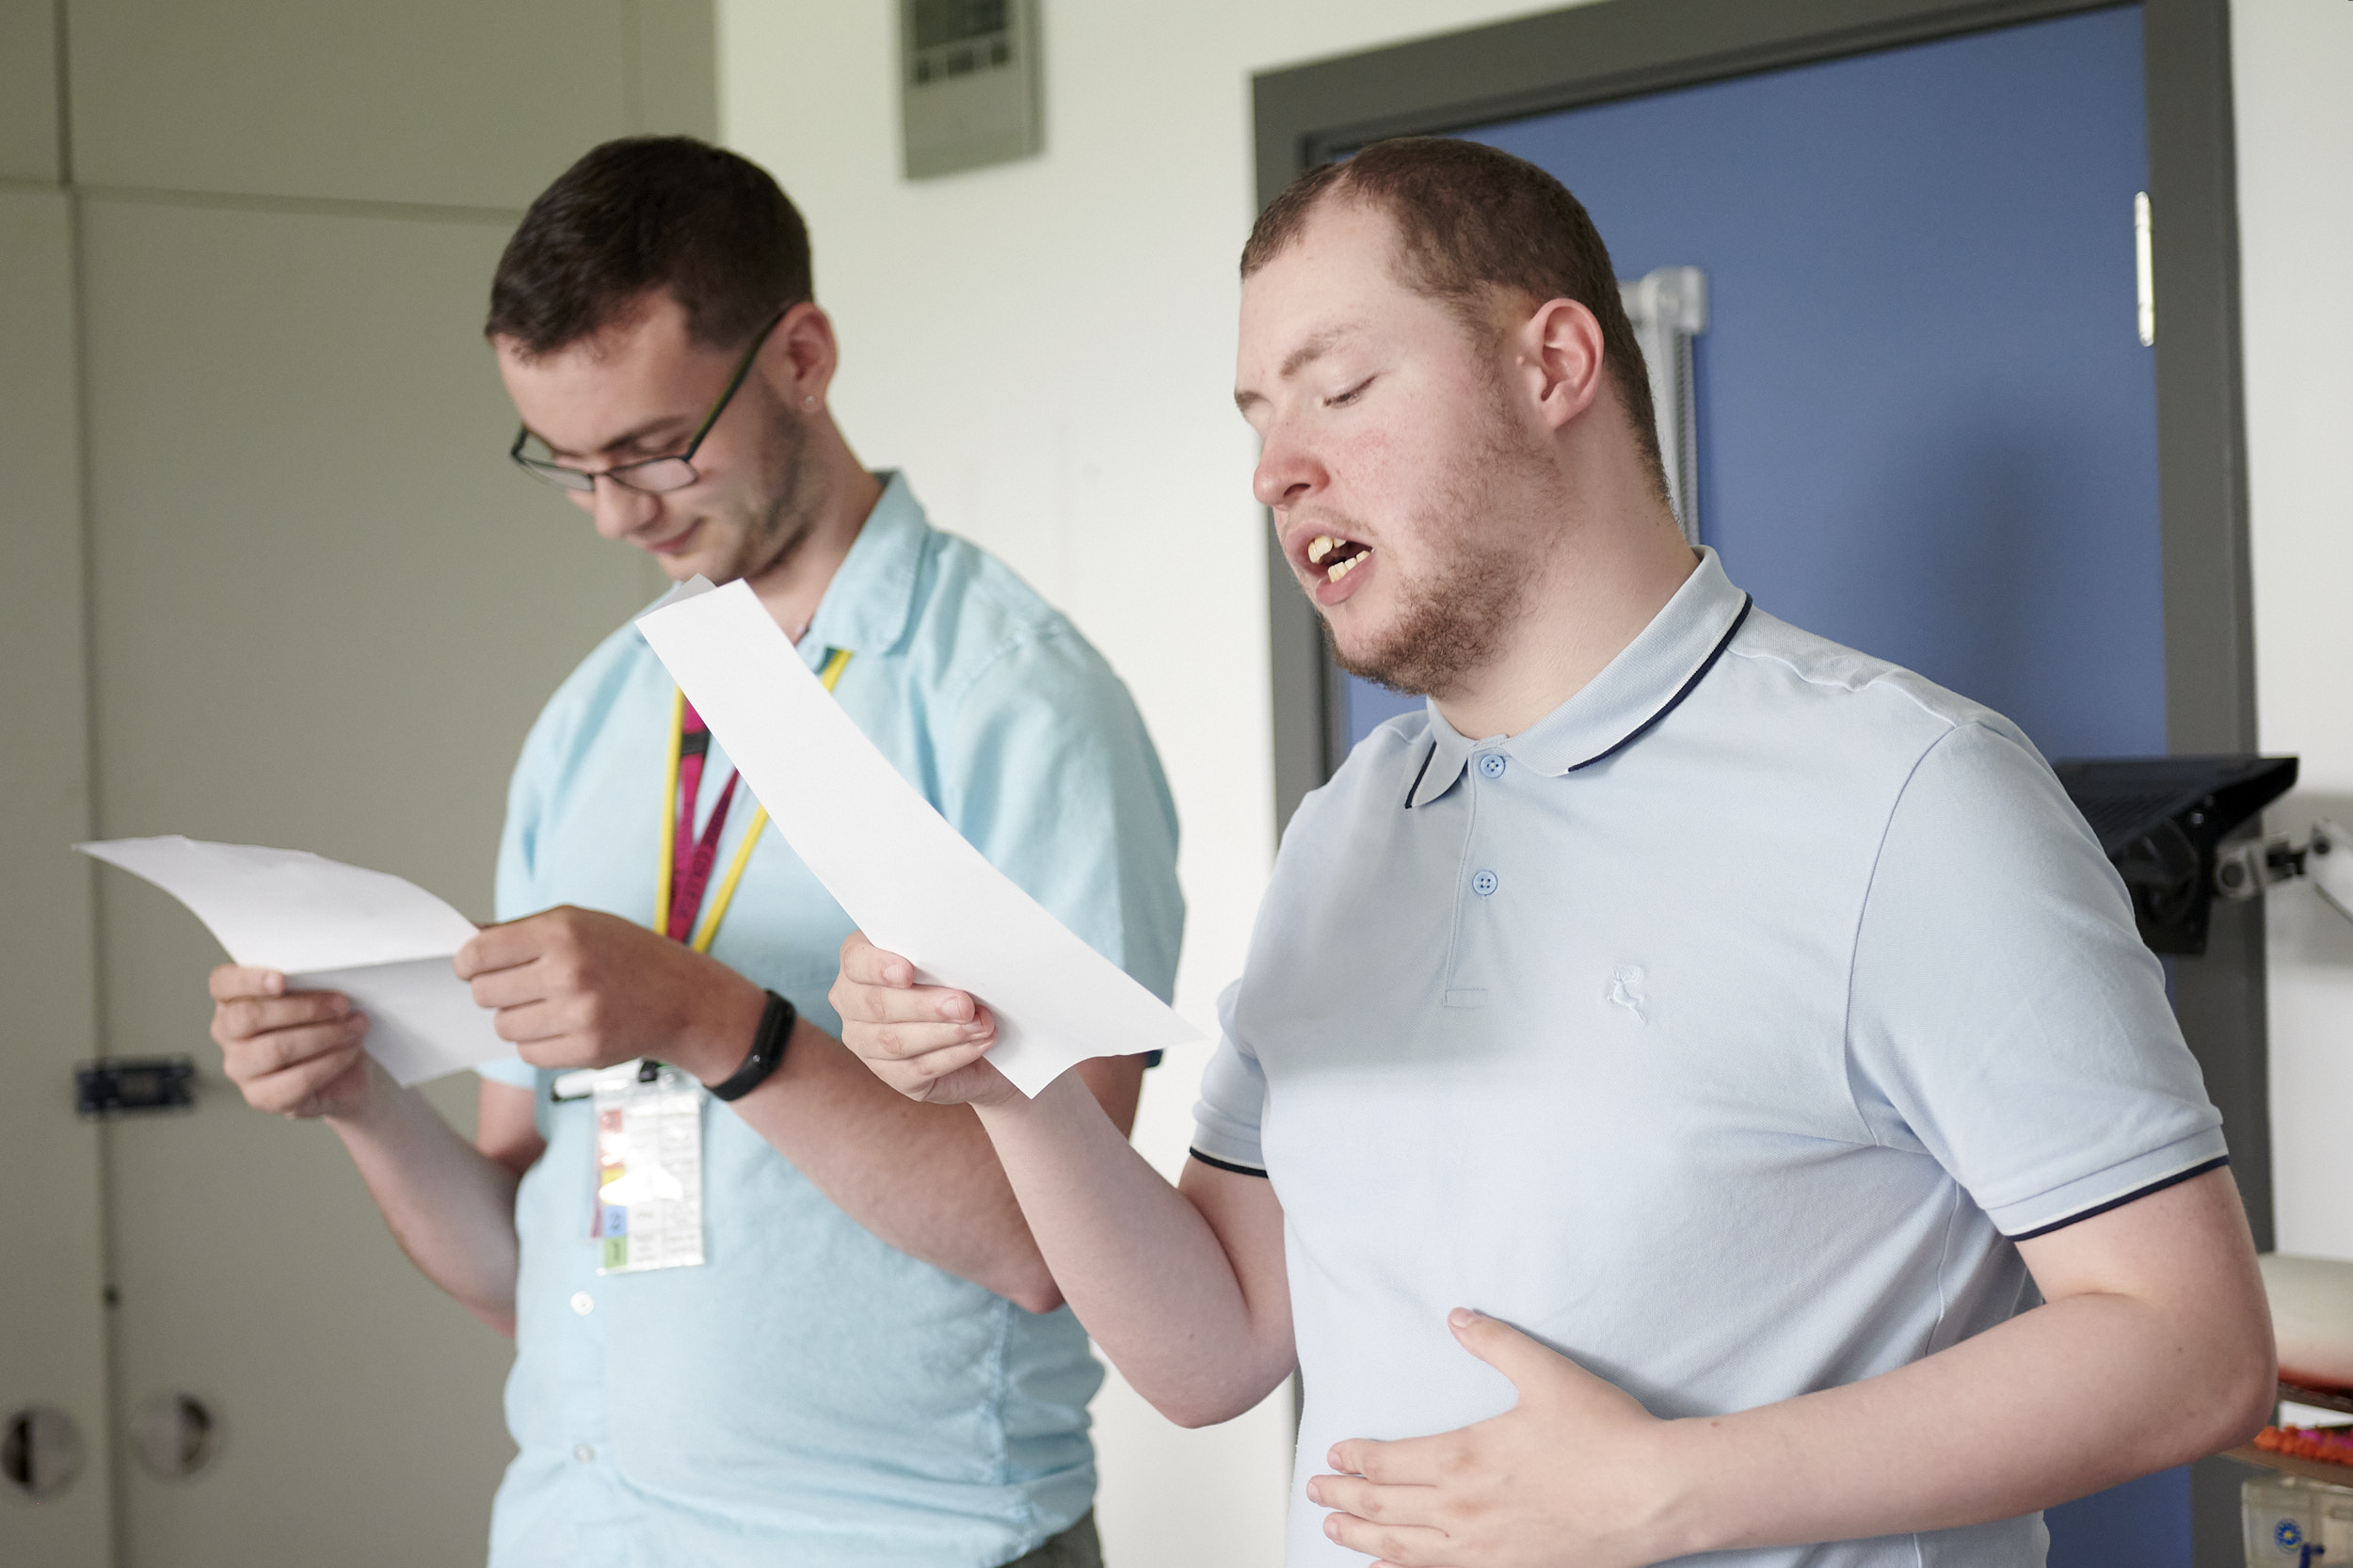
[1407,548,1753,808]
[803,471,930,659]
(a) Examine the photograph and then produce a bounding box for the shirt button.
[1473,870,1499,897]
[573,1444,595,1463]
[1479,753,1507,779]
[569,1291,594,1316]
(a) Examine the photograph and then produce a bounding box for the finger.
[243,1040,368,1115]
[840,981,983,1027]
[454,917,548,981]
[489,1000,572,1047]
[215,991,350,1044]
[1448,1307,1575,1392]
[209,965,288,1002]
[881,1036,999,1090]
[467,963,552,1014]
[223,1014,369,1080]
[840,933,922,988]
[855,1015,998,1064]
[1306,1475,1440,1528]
[1322,1511,1456,1567]
[1328,1432,1465,1487]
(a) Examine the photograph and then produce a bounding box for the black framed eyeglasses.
[508,309,790,495]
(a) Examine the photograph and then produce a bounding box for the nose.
[584,474,662,541]
[1252,419,1326,512]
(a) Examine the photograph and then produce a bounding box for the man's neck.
[1431,510,1699,741]
[744,429,885,642]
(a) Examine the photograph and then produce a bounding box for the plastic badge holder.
[2245,1474,2353,1568]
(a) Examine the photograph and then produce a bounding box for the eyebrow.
[1233,321,1368,414]
[533,413,696,461]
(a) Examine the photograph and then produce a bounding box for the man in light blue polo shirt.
[204,138,1177,1567]
[833,137,2273,1568]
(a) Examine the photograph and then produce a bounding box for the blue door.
[1338,10,2187,1565]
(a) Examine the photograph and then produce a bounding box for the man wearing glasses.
[202,137,1179,1568]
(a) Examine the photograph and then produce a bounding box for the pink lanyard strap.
[664,699,743,944]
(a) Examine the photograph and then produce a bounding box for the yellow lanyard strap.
[653,646,852,953]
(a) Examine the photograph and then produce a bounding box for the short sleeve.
[478,681,565,1090]
[937,631,1184,1002]
[474,1054,538,1090]
[1189,982,1269,1174]
[1847,721,2226,1237]
[494,696,561,926]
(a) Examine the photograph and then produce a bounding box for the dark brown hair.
[487,136,811,358]
[1242,137,1665,496]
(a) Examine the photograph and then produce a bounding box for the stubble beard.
[721,384,825,585]
[1326,376,1549,702]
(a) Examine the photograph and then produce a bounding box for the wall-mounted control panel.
[900,0,1042,179]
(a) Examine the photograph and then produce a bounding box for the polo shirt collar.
[1407,548,1753,808]
[803,471,929,659]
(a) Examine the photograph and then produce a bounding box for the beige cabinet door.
[77,195,662,1567]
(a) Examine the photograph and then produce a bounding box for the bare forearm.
[1660,1273,2273,1556]
[327,1080,522,1333]
[978,1073,1294,1425]
[724,1021,1068,1309]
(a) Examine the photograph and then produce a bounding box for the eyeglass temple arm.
[681,309,791,459]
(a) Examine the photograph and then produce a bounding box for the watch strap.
[709,990,794,1102]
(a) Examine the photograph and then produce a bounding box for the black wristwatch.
[708,990,795,1102]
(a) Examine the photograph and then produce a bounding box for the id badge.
[588,1061,706,1273]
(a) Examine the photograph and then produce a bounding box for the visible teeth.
[1307,536,1337,565]
[1325,551,1369,583]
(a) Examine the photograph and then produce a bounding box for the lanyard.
[651,647,852,952]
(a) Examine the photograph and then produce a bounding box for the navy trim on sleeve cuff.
[1189,1148,1269,1178]
[2005,1155,2229,1241]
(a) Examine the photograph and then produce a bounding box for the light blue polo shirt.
[1193,549,2224,1568]
[478,472,1182,1568]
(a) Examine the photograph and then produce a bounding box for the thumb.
[1450,1308,1649,1426]
[1448,1307,1578,1393]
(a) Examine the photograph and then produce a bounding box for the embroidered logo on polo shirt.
[1607,965,1648,1024]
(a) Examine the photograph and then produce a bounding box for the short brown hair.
[1242,137,1665,497]
[487,136,811,358]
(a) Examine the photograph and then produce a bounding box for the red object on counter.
[2257,1426,2353,1466]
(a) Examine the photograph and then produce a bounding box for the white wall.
[2237,0,2353,1260]
[719,3,1566,1560]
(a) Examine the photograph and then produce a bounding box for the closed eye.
[1325,376,1375,408]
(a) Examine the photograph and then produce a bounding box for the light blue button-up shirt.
[479,473,1183,1568]
[1193,549,2222,1568]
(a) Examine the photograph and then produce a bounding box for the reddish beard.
[1325,371,1548,702]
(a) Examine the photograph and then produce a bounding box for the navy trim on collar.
[1401,742,1437,809]
[1565,596,1752,775]
[1405,550,1753,808]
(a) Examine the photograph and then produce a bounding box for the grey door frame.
[1253,5,2265,1554]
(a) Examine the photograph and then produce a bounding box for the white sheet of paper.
[76,837,515,1086]
[634,578,1200,1096]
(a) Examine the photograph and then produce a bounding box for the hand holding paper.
[79,837,514,1086]
[633,578,1198,1096]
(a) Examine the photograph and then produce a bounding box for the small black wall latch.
[74,1057,197,1118]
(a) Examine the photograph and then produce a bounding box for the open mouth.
[1305,535,1373,584]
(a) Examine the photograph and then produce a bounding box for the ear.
[764,301,840,410]
[1520,297,1607,433]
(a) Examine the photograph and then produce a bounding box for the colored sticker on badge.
[587,1062,706,1274]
